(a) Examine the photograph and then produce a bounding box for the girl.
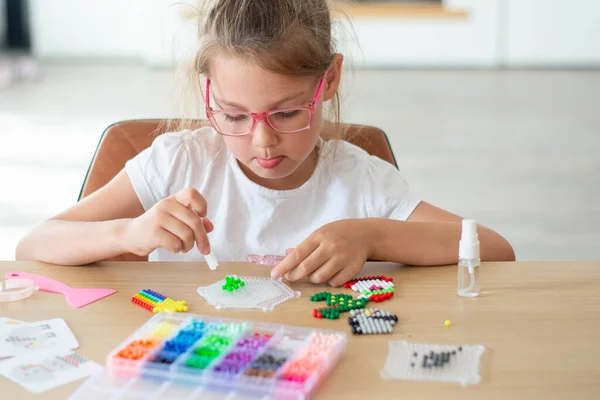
[15,0,514,287]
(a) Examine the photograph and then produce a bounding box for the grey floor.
[0,63,599,261]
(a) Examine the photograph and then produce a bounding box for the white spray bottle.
[457,219,480,297]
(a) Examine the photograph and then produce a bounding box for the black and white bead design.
[347,308,398,335]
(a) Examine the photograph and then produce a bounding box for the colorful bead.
[348,308,398,335]
[210,332,272,375]
[149,321,178,339]
[343,275,393,289]
[222,275,245,292]
[309,292,330,302]
[114,338,160,360]
[148,320,206,365]
[185,355,213,369]
[132,289,188,313]
[444,320,451,327]
[311,292,369,319]
[278,333,343,382]
[420,350,458,368]
[243,348,289,379]
[344,276,395,304]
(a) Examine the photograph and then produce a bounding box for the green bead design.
[317,307,341,319]
[309,292,332,302]
[326,294,353,306]
[312,291,369,320]
[222,276,245,292]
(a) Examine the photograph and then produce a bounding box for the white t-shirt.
[125,127,420,262]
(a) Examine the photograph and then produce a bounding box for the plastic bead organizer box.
[70,313,347,400]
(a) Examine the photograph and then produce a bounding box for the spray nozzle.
[461,219,478,242]
[459,219,480,274]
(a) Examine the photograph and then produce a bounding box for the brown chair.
[79,119,398,261]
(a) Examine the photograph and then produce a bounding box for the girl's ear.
[322,53,344,102]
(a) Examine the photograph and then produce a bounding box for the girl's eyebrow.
[213,90,307,111]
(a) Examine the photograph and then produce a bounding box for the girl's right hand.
[122,188,214,256]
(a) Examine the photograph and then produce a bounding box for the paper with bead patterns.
[380,340,484,385]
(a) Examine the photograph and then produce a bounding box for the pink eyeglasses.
[205,75,326,136]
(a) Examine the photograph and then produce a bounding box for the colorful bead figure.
[310,292,369,319]
[343,276,396,302]
[343,275,394,289]
[222,275,245,292]
[347,308,398,335]
[131,289,188,313]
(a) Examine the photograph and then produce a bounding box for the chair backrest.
[79,119,398,260]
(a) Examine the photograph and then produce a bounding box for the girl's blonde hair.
[167,0,346,141]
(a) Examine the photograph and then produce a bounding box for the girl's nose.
[252,120,279,148]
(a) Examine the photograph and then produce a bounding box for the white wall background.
[27,0,600,68]
[29,0,143,59]
[503,0,600,66]
[336,0,502,68]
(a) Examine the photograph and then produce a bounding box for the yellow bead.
[444,320,451,327]
[364,310,371,316]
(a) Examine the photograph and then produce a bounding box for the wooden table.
[1,261,599,399]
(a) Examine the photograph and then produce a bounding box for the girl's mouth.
[256,156,284,169]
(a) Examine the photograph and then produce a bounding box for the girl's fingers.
[271,240,319,279]
[285,245,329,282]
[327,263,361,287]
[160,214,195,253]
[308,259,343,284]
[154,226,184,254]
[169,202,211,254]
[203,218,214,233]
[174,188,208,217]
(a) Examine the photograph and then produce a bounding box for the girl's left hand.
[270,220,374,287]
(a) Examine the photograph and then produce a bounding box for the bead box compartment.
[70,313,347,400]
